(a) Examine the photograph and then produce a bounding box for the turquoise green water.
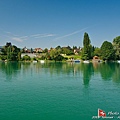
[0,62,120,120]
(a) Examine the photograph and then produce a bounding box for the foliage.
[90,45,95,59]
[43,48,48,53]
[40,55,46,60]
[0,55,7,60]
[100,41,115,61]
[94,47,101,57]
[22,55,31,61]
[81,32,91,60]
[113,36,120,60]
[54,54,64,61]
[55,46,61,50]
[1,43,21,61]
[62,46,74,55]
[31,48,33,53]
[73,46,77,49]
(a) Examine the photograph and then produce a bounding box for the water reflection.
[0,61,120,84]
[112,63,120,83]
[99,63,115,81]
[80,63,94,85]
[0,62,21,81]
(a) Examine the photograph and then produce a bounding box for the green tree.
[1,43,21,61]
[73,46,77,50]
[49,49,64,61]
[55,46,61,50]
[43,48,48,53]
[22,55,31,61]
[100,41,115,61]
[62,47,74,55]
[113,36,120,60]
[31,48,33,53]
[81,32,91,60]
[54,54,64,61]
[94,47,101,56]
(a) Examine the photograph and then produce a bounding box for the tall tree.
[82,32,91,60]
[113,36,120,60]
[1,43,21,61]
[101,41,115,61]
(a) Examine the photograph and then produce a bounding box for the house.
[34,48,43,53]
[92,56,100,62]
[22,47,31,53]
[74,48,81,55]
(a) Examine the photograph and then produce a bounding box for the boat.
[83,60,89,63]
[33,60,37,63]
[40,60,45,63]
[117,60,120,63]
[74,60,80,63]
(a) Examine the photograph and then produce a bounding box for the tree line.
[0,33,120,61]
[81,32,120,61]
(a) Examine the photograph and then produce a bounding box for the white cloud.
[31,33,56,38]
[30,34,43,37]
[1,29,56,42]
[12,37,23,42]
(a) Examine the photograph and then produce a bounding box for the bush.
[22,55,31,61]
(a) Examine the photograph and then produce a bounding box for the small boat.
[83,60,89,63]
[74,60,80,63]
[117,60,120,63]
[40,60,45,63]
[33,60,37,63]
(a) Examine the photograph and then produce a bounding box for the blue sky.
[0,0,120,49]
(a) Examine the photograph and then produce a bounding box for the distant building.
[22,47,31,53]
[21,53,36,58]
[34,48,43,53]
[74,48,81,55]
[92,56,100,62]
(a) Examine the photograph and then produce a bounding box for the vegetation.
[1,42,21,61]
[81,32,91,60]
[22,55,31,61]
[0,33,120,62]
[113,36,120,60]
[100,41,115,61]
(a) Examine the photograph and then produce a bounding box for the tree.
[43,48,48,53]
[1,43,21,61]
[22,55,31,61]
[100,41,115,61]
[73,46,77,50]
[31,48,33,53]
[54,54,64,61]
[62,47,74,55]
[81,32,91,60]
[94,47,101,57]
[49,49,60,60]
[113,36,120,60]
[55,46,61,50]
